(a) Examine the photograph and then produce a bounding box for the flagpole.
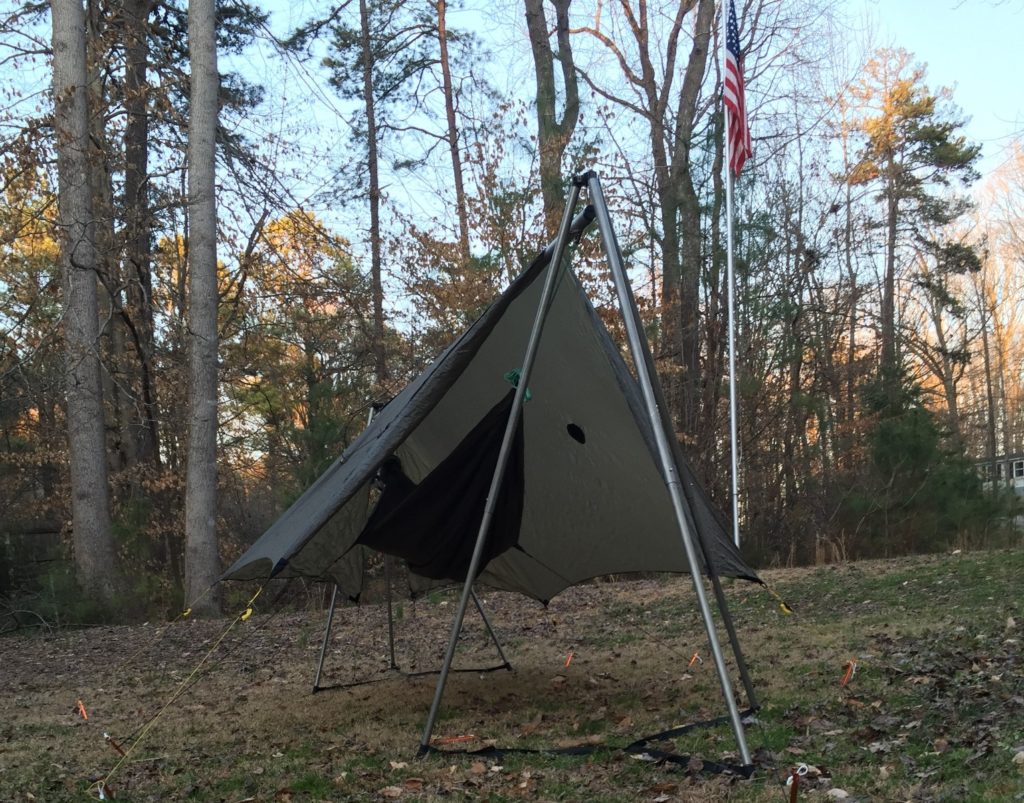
[722,1,742,550]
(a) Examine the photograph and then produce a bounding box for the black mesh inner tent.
[355,391,525,581]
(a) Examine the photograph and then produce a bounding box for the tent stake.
[419,181,583,754]
[312,583,339,692]
[472,589,512,671]
[586,172,753,767]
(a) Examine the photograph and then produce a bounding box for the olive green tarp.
[222,237,760,601]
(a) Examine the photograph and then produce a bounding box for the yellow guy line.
[97,582,218,684]
[92,586,263,796]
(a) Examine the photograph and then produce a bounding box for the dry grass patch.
[1,549,1021,801]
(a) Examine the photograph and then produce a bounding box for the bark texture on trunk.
[437,0,471,265]
[360,0,388,385]
[50,0,118,601]
[185,0,222,614]
[524,0,579,239]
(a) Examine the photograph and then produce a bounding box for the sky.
[253,0,1024,195]
[858,0,1024,175]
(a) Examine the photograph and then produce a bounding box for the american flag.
[723,0,752,175]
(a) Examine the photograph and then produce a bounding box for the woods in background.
[0,0,1020,621]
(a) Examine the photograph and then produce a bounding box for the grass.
[1,548,1022,801]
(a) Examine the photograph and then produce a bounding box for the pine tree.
[849,49,980,404]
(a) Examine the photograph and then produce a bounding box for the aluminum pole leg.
[312,583,339,692]
[587,172,752,767]
[418,182,583,754]
[471,589,512,671]
[385,554,398,671]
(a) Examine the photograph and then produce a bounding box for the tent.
[223,172,759,768]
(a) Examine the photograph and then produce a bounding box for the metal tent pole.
[586,172,752,766]
[312,405,379,692]
[385,554,398,670]
[312,583,339,692]
[722,0,743,551]
[471,589,512,671]
[418,181,584,754]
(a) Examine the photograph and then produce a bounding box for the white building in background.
[979,453,1024,497]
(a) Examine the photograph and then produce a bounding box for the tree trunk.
[123,0,161,466]
[665,0,714,437]
[926,288,963,445]
[50,0,119,601]
[976,276,998,476]
[436,0,470,265]
[360,0,387,385]
[524,0,579,239]
[881,158,899,400]
[184,0,222,615]
[85,4,134,476]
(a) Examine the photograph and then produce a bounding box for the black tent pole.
[471,589,512,670]
[585,171,753,766]
[418,181,584,754]
[708,572,758,708]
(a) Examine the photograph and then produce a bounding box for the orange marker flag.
[76,699,88,720]
[840,659,857,687]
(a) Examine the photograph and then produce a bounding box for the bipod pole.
[586,171,752,766]
[313,403,379,692]
[385,554,398,671]
[312,583,339,692]
[418,180,584,754]
[709,573,758,709]
[471,589,512,671]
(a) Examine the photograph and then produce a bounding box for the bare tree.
[49,0,119,601]
[184,0,223,614]
[122,0,162,467]
[524,0,580,238]
[437,0,471,265]
[573,0,715,435]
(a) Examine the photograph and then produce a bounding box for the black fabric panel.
[421,705,759,779]
[365,458,417,530]
[356,392,524,581]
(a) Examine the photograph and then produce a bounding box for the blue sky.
[858,0,1023,173]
